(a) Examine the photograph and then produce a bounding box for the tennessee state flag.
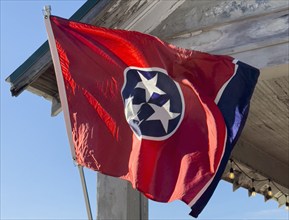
[47,15,259,217]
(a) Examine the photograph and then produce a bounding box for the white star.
[124,96,143,123]
[146,100,180,133]
[135,71,165,102]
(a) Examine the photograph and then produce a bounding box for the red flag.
[48,16,259,217]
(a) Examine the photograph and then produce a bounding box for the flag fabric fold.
[48,15,259,217]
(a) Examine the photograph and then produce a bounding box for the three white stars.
[125,71,179,134]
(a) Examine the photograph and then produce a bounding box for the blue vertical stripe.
[190,61,260,217]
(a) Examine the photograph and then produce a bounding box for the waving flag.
[46,15,259,217]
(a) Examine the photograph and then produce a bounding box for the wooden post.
[97,173,148,220]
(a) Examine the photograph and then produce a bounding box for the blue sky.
[1,1,288,219]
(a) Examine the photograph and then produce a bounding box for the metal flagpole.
[78,165,93,220]
[43,5,93,220]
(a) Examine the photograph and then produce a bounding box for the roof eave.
[5,0,109,96]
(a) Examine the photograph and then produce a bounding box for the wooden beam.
[97,174,148,220]
[259,63,289,81]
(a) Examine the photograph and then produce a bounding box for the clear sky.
[1,1,288,220]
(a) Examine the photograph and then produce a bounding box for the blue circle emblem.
[121,67,184,140]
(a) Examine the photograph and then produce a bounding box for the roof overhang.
[6,0,289,207]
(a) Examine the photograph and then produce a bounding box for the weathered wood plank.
[166,9,288,66]
[119,0,186,32]
[151,0,289,39]
[259,63,288,80]
[88,0,149,28]
[232,43,288,68]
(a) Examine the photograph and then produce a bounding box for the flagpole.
[78,165,93,220]
[43,5,93,220]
